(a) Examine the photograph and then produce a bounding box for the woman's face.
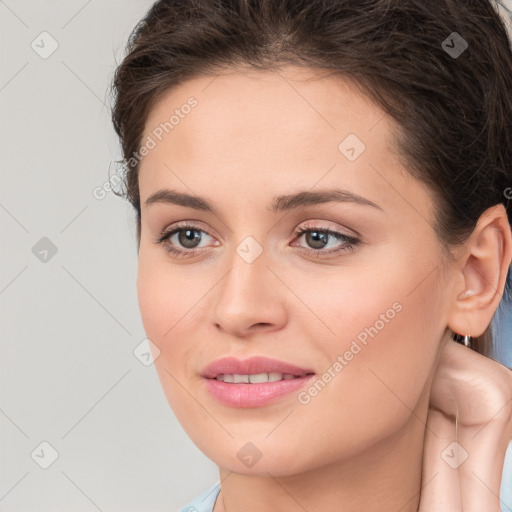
[136,65,453,475]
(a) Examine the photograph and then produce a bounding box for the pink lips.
[201,356,315,408]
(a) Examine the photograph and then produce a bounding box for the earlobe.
[447,204,512,338]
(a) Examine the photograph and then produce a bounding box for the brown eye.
[155,223,215,257]
[303,230,329,250]
[292,225,360,257]
[176,228,203,249]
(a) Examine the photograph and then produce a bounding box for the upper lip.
[201,356,315,379]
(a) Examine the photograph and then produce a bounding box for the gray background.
[0,2,218,511]
[0,1,510,511]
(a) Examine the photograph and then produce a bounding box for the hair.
[110,0,512,358]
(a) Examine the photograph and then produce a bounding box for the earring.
[453,332,473,349]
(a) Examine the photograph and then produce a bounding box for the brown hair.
[110,0,512,358]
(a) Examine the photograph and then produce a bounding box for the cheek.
[136,249,216,387]
[136,259,171,342]
[136,255,201,419]
[297,261,445,455]
[136,251,195,392]
[136,248,198,343]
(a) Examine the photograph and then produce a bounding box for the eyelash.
[154,222,360,259]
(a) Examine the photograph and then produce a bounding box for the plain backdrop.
[0,1,511,511]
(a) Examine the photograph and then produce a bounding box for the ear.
[447,204,512,337]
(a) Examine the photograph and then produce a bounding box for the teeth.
[215,372,298,383]
[250,373,269,383]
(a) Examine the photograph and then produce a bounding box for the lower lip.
[203,375,315,408]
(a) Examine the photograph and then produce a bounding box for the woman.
[109,1,512,510]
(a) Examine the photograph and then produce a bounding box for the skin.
[135,65,512,511]
[421,340,512,511]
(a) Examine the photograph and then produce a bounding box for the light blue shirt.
[179,454,512,512]
[502,441,512,511]
[179,481,221,512]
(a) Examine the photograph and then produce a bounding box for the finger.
[419,408,462,512]
[436,341,512,512]
[455,359,512,512]
[458,418,510,512]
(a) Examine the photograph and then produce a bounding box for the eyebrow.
[144,188,383,214]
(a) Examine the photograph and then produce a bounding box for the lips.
[201,356,316,408]
[201,356,314,379]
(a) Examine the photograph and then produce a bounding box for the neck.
[214,389,429,512]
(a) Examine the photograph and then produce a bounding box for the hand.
[419,338,512,512]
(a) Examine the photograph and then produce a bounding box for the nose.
[212,244,288,339]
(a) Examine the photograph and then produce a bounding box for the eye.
[154,223,216,257]
[291,223,360,257]
[154,221,360,258]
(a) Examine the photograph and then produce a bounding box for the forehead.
[141,65,391,165]
[137,65,434,224]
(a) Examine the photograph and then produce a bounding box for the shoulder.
[179,481,221,512]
